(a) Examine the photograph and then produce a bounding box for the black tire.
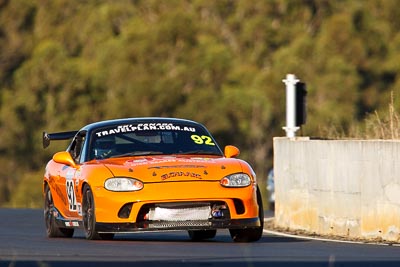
[229,186,264,242]
[82,184,114,240]
[44,185,74,238]
[188,230,217,241]
[82,184,101,240]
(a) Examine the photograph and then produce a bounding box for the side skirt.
[51,207,83,229]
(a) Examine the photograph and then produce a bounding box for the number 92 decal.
[66,180,77,211]
[190,135,215,146]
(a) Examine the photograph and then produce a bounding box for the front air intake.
[233,199,245,214]
[118,203,133,218]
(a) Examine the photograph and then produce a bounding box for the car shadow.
[71,230,308,244]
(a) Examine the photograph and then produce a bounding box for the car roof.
[80,117,203,132]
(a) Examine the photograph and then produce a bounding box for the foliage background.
[1,0,400,208]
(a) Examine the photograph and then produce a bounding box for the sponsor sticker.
[161,171,202,181]
[95,123,196,137]
[65,221,79,227]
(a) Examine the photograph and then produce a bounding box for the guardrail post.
[282,74,300,137]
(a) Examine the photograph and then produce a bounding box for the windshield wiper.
[110,151,164,158]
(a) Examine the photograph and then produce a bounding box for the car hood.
[100,155,245,182]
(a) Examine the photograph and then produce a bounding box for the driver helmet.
[94,136,116,159]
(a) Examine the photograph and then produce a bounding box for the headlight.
[220,173,251,188]
[104,177,144,192]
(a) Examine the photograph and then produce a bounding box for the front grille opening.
[136,201,231,223]
[136,205,151,223]
[118,202,133,218]
[233,198,245,214]
[211,202,230,219]
[150,220,211,229]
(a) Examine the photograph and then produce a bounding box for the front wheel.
[82,184,114,240]
[229,186,264,242]
[44,185,74,238]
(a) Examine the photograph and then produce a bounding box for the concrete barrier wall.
[273,137,400,242]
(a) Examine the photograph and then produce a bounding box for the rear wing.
[42,131,78,149]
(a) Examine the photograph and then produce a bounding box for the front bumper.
[95,217,261,233]
[93,181,259,223]
[51,204,261,233]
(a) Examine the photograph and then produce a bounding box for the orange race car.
[43,117,264,242]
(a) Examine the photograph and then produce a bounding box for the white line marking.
[263,217,399,247]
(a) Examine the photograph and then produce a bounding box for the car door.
[57,164,78,218]
[60,132,86,218]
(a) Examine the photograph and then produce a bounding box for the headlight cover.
[104,177,144,192]
[220,173,251,188]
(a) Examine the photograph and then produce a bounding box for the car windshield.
[89,122,222,160]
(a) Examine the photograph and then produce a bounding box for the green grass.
[320,92,400,140]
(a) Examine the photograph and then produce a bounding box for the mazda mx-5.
[43,117,263,242]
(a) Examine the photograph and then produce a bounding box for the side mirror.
[53,151,77,168]
[224,145,240,158]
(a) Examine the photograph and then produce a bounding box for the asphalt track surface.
[0,209,400,267]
